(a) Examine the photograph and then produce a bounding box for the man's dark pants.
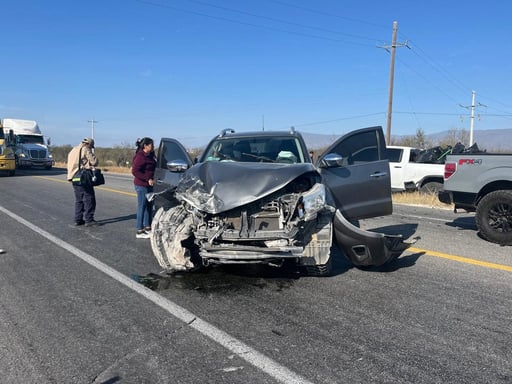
[73,185,96,223]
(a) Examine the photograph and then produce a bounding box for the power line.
[268,0,389,30]
[136,0,379,46]
[182,0,384,44]
[291,112,386,128]
[135,0,512,127]
[406,40,471,96]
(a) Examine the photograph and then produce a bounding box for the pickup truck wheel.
[419,181,443,195]
[475,190,512,245]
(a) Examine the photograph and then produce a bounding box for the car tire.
[150,205,197,272]
[475,190,512,246]
[419,181,443,195]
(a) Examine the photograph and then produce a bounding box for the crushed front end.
[151,162,334,272]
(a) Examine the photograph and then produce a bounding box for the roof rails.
[219,128,235,137]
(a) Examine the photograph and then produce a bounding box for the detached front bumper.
[333,210,409,267]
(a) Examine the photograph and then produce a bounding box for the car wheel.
[150,205,197,272]
[419,181,443,195]
[475,190,512,245]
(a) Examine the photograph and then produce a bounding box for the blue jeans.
[135,185,154,230]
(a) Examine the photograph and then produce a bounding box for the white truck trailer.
[1,118,54,169]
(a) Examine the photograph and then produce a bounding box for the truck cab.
[386,145,445,194]
[1,118,54,170]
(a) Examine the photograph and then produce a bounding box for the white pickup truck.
[387,145,445,194]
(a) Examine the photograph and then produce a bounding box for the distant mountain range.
[302,128,512,152]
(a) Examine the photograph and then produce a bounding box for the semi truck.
[1,118,54,169]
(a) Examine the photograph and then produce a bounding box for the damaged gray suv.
[150,126,407,275]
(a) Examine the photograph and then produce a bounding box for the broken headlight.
[301,183,326,221]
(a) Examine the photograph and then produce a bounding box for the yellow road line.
[35,175,512,272]
[408,246,512,272]
[34,175,137,197]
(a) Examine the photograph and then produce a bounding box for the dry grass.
[56,162,450,208]
[392,191,451,209]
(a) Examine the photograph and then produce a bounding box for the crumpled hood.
[176,161,317,214]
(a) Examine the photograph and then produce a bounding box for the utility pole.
[459,91,486,146]
[379,21,409,145]
[87,118,98,141]
[386,21,398,145]
[469,91,476,146]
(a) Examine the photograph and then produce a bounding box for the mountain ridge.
[302,128,512,152]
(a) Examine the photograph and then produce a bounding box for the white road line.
[0,205,313,384]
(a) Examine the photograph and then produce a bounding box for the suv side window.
[157,141,190,168]
[330,130,380,165]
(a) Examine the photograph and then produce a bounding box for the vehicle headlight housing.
[301,183,326,221]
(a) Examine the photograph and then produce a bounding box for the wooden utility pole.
[379,21,408,145]
[385,21,398,145]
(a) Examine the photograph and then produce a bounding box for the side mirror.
[320,153,344,168]
[47,137,51,146]
[166,159,189,173]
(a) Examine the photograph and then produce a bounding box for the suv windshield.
[202,136,305,163]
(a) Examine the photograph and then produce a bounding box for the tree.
[391,128,432,148]
[438,127,469,147]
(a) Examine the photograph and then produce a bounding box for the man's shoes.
[75,220,85,226]
[136,230,150,239]
[144,226,152,234]
[85,220,99,227]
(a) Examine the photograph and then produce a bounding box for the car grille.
[29,149,47,159]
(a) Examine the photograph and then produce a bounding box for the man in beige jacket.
[67,138,99,226]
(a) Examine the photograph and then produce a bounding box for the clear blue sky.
[2,0,512,148]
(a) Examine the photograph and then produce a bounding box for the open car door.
[317,126,407,267]
[317,126,392,220]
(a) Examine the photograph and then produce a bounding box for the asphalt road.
[0,168,510,384]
